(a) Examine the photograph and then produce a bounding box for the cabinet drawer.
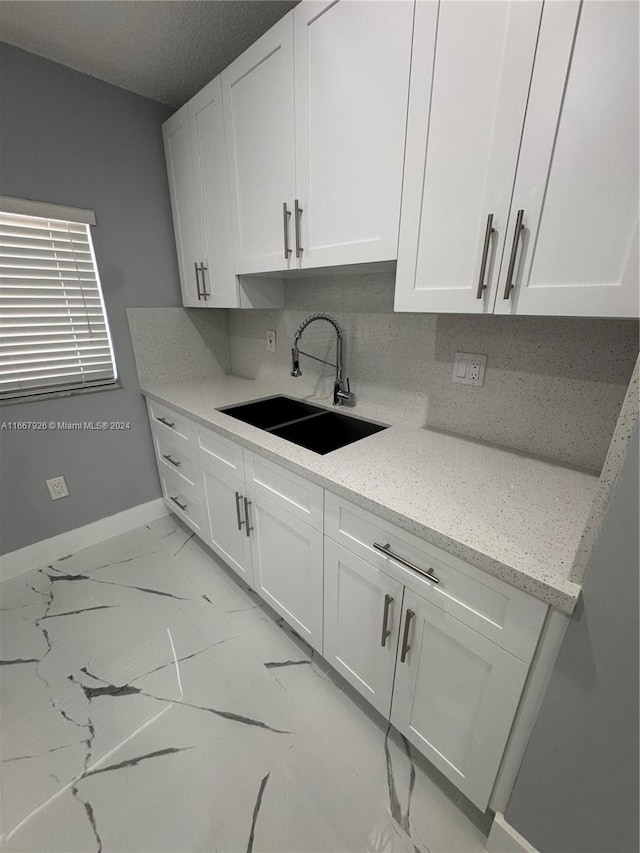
[147,399,194,446]
[153,430,201,492]
[160,469,205,538]
[195,423,245,478]
[325,492,546,663]
[243,449,324,531]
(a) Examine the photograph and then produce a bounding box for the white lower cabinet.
[248,490,323,653]
[201,460,253,587]
[148,401,548,812]
[324,539,403,718]
[390,589,528,811]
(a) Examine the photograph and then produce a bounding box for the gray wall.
[0,43,180,554]
[227,274,639,472]
[505,420,639,853]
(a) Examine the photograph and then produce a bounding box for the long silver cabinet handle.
[199,262,209,300]
[283,202,292,259]
[243,496,253,537]
[194,262,202,300]
[157,416,175,429]
[373,542,440,585]
[162,453,181,467]
[294,199,303,259]
[476,213,495,299]
[235,491,245,531]
[170,496,187,511]
[381,593,393,648]
[400,608,414,663]
[503,209,525,300]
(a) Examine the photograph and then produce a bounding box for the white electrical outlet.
[452,352,487,386]
[266,330,276,353]
[46,476,69,500]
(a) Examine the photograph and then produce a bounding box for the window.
[0,197,118,402]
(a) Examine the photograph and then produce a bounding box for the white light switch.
[452,353,487,386]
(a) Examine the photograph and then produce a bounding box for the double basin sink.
[218,395,387,455]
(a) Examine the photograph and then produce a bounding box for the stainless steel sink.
[218,395,387,454]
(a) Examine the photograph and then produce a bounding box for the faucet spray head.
[291,346,301,377]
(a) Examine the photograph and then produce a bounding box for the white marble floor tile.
[1,515,489,853]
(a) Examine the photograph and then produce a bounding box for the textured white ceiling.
[0,0,299,107]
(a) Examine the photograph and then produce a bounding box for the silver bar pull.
[476,213,495,299]
[170,496,187,511]
[283,203,292,259]
[243,496,253,537]
[373,542,440,585]
[235,491,245,532]
[194,262,202,300]
[162,453,181,467]
[199,262,209,300]
[503,208,525,299]
[381,593,394,647]
[400,609,414,663]
[157,416,175,429]
[294,199,303,259]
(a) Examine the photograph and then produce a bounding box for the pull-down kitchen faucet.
[291,313,354,406]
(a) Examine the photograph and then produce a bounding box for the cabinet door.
[222,15,296,274]
[162,105,205,307]
[247,489,323,652]
[293,0,414,268]
[496,0,639,318]
[390,589,528,811]
[324,539,404,718]
[202,463,253,587]
[189,78,238,308]
[395,0,542,313]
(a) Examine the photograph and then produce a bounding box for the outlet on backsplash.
[453,352,487,387]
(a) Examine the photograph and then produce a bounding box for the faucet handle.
[334,378,355,406]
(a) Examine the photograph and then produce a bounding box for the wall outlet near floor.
[452,352,487,386]
[46,476,69,500]
[266,330,277,353]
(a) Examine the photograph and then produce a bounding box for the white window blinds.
[0,204,117,401]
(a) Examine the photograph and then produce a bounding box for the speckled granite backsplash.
[226,273,639,473]
[127,274,638,473]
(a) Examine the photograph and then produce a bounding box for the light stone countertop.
[141,375,599,614]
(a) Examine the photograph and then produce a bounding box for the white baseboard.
[486,813,538,853]
[0,498,169,582]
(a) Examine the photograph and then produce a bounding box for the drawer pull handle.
[170,496,187,512]
[157,416,175,429]
[400,608,414,663]
[381,593,393,647]
[373,542,440,585]
[503,208,525,300]
[243,496,253,537]
[235,491,245,531]
[162,454,181,467]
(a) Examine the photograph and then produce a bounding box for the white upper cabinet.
[293,0,414,268]
[188,79,238,307]
[222,16,297,274]
[163,105,204,307]
[495,0,639,318]
[396,0,639,318]
[395,0,542,313]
